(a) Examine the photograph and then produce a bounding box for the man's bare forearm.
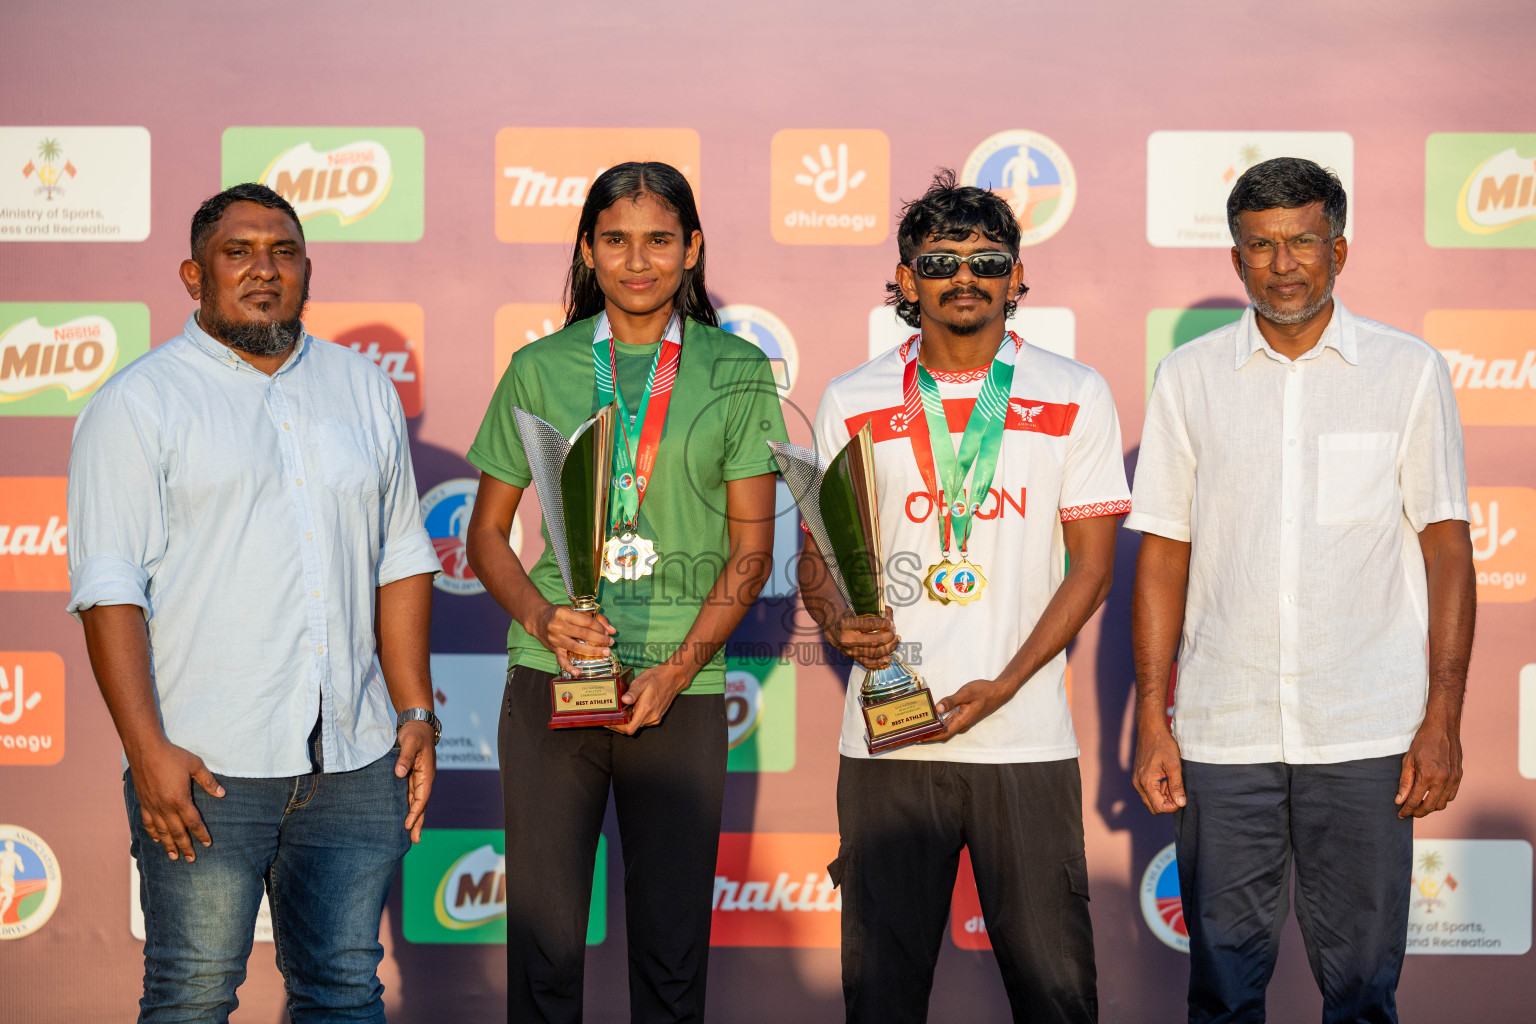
[796,533,849,636]
[80,603,167,760]
[1421,519,1475,726]
[1132,534,1190,730]
[376,573,434,713]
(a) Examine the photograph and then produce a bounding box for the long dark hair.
[563,162,717,328]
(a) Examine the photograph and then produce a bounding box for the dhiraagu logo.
[1145,307,1245,395]
[222,127,424,241]
[724,656,795,773]
[1427,133,1536,248]
[403,829,606,944]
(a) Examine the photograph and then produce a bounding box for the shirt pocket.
[314,421,382,496]
[1316,432,1399,526]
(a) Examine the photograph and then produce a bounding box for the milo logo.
[0,303,149,417]
[263,140,393,225]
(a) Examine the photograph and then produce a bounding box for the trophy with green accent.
[770,424,945,752]
[514,403,634,728]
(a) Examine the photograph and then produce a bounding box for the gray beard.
[1250,260,1338,327]
[199,303,304,356]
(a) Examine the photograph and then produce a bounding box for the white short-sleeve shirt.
[813,333,1131,764]
[1126,300,1469,766]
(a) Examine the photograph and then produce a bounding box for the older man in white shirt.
[1128,158,1475,1024]
[67,183,442,1023]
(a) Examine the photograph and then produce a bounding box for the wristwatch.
[396,707,442,746]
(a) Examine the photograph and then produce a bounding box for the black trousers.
[1175,756,1413,1024]
[833,756,1098,1024]
[499,664,728,1024]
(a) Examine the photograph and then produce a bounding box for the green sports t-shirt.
[467,314,788,694]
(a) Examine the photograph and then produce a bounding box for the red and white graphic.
[847,397,1079,445]
[711,833,841,948]
[0,478,68,591]
[950,847,991,950]
[1060,500,1132,522]
[303,303,424,417]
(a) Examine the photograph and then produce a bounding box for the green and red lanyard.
[900,331,1021,564]
[591,312,681,535]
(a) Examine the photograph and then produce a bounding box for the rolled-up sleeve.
[375,392,441,587]
[1124,358,1197,541]
[66,385,166,619]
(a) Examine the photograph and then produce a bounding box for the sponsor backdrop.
[1,1,1533,1021]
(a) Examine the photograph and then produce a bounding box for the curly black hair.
[189,182,303,264]
[885,168,1027,328]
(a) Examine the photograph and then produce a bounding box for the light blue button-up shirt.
[66,314,441,777]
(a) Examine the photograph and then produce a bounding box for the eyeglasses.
[910,251,1015,279]
[1237,233,1333,269]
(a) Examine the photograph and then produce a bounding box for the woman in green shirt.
[465,162,787,1023]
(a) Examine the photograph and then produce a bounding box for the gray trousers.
[1175,755,1412,1024]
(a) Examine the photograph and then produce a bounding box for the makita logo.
[1441,349,1536,390]
[0,517,66,556]
[0,316,117,400]
[348,340,416,383]
[501,167,603,208]
[712,871,841,913]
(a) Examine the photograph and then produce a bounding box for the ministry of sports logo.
[0,824,61,940]
[718,304,799,396]
[961,130,1076,246]
[1140,843,1188,953]
[421,478,521,596]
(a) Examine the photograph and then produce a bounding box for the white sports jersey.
[812,333,1131,763]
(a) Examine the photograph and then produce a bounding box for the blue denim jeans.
[125,744,409,1024]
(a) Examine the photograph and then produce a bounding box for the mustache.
[939,284,992,304]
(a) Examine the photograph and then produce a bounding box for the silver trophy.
[770,425,944,752]
[514,403,633,728]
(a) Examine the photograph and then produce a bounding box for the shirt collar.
[1234,298,1357,369]
[593,311,683,348]
[184,312,311,377]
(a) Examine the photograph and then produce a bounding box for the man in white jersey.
[800,171,1129,1023]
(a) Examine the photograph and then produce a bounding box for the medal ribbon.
[592,314,682,533]
[900,332,1020,555]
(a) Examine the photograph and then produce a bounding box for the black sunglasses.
[910,251,1015,279]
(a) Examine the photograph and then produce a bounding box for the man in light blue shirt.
[67,183,442,1023]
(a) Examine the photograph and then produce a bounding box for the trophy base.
[548,667,634,729]
[862,687,946,754]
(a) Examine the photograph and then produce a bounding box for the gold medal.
[923,559,954,603]
[945,557,987,606]
[600,532,658,582]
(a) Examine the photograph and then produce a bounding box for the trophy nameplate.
[770,426,946,753]
[515,404,633,729]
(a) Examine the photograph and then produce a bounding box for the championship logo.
[711,833,841,947]
[421,477,522,596]
[403,829,606,944]
[1427,133,1536,248]
[770,130,889,245]
[0,825,61,940]
[1139,843,1188,953]
[222,127,424,242]
[1146,131,1354,247]
[0,653,64,766]
[0,478,68,592]
[0,303,150,416]
[961,130,1076,246]
[1425,310,1536,426]
[717,304,799,396]
[303,303,425,417]
[493,303,566,382]
[0,127,151,241]
[495,128,700,243]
